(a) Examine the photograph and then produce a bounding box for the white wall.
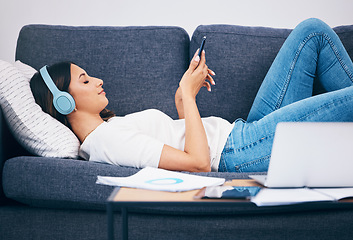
[1,0,353,62]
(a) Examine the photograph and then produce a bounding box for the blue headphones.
[39,65,76,115]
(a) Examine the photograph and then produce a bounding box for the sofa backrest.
[5,22,353,161]
[6,24,190,159]
[3,25,189,162]
[190,24,353,122]
[15,25,190,118]
[190,25,290,122]
[13,23,353,136]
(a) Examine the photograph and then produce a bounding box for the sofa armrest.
[0,107,33,204]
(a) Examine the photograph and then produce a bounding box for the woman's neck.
[68,112,104,143]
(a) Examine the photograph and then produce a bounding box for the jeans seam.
[219,153,227,171]
[323,33,353,82]
[275,32,353,110]
[233,133,275,152]
[234,154,271,172]
[297,93,353,121]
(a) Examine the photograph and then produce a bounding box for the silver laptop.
[250,122,353,188]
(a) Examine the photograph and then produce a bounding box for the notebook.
[250,122,353,188]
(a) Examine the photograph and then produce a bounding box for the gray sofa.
[1,21,353,239]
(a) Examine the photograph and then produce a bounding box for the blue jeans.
[218,18,353,172]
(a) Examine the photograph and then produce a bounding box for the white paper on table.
[96,167,225,192]
[313,188,353,200]
[251,188,333,207]
[251,187,353,207]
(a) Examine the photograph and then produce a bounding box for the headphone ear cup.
[53,91,76,115]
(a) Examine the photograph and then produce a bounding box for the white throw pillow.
[0,60,80,158]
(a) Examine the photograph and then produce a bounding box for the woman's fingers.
[187,49,216,92]
[208,68,216,77]
[189,48,208,70]
[203,73,216,92]
[189,49,202,70]
[199,49,206,65]
[203,81,212,92]
[206,73,215,86]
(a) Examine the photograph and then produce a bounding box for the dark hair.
[30,62,115,129]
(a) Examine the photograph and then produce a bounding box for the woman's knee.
[296,18,332,34]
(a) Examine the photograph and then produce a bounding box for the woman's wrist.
[181,93,196,103]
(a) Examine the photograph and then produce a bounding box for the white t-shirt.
[79,109,234,171]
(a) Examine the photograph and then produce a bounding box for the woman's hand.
[175,49,215,119]
[179,49,216,100]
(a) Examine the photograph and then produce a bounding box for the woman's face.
[69,64,109,114]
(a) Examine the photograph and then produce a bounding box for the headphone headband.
[39,65,76,115]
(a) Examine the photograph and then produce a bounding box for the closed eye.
[79,73,89,84]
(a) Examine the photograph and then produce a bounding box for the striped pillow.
[0,60,80,158]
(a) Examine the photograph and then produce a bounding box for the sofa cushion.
[4,156,352,217]
[190,25,291,122]
[2,156,264,212]
[190,23,353,122]
[15,25,190,120]
[0,60,80,158]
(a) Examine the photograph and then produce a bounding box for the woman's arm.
[159,50,215,172]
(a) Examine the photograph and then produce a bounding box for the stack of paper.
[96,167,225,192]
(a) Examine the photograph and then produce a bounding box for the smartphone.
[198,36,207,58]
[194,186,261,199]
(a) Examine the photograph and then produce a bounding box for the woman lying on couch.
[30,18,353,173]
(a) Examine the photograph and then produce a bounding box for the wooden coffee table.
[106,179,260,240]
[106,179,353,240]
